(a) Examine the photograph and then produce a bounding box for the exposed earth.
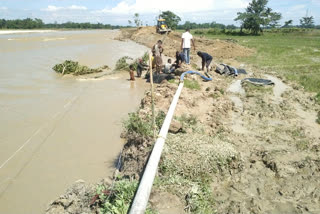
[46,27,320,214]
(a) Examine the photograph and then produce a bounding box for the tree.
[268,11,282,28]
[282,20,293,28]
[300,16,315,28]
[0,19,7,28]
[226,24,237,30]
[160,11,181,30]
[133,13,142,27]
[234,0,282,34]
[128,20,132,26]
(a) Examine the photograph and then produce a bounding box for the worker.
[151,52,156,70]
[163,59,175,74]
[175,51,185,68]
[197,51,213,74]
[152,40,163,74]
[129,64,135,81]
[181,28,195,65]
[137,58,148,77]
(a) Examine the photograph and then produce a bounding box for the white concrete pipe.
[129,82,184,214]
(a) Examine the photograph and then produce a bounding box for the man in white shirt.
[181,28,195,65]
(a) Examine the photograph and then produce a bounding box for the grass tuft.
[97,179,156,214]
[177,114,197,128]
[155,111,166,129]
[184,79,201,90]
[123,112,152,137]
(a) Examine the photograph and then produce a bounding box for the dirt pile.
[120,27,254,60]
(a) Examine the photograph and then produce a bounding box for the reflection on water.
[0,30,148,214]
[130,81,136,89]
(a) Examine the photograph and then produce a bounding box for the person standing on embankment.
[152,40,164,74]
[181,28,195,65]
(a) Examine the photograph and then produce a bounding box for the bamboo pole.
[149,52,156,139]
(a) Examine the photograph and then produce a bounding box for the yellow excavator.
[156,18,171,34]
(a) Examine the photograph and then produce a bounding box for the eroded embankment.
[118,27,253,60]
[46,28,320,214]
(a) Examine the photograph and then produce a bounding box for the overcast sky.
[0,0,319,26]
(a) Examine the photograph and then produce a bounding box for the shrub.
[156,111,166,129]
[177,114,197,127]
[123,112,152,137]
[115,56,133,71]
[96,180,134,214]
[52,60,103,75]
[97,179,156,214]
[115,52,149,72]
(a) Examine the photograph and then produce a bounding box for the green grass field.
[191,29,320,102]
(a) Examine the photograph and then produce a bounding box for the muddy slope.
[138,74,320,213]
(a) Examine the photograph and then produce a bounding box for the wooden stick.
[149,52,156,139]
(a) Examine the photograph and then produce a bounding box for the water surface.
[0,30,148,214]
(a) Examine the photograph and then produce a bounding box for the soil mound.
[120,27,253,60]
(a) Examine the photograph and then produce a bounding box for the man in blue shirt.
[197,51,213,73]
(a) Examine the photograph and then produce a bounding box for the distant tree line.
[177,21,238,30]
[170,0,319,35]
[0,18,124,29]
[1,4,319,33]
[176,20,319,31]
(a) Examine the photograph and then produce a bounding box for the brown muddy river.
[0,30,148,214]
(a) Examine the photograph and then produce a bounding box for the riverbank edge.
[46,27,320,214]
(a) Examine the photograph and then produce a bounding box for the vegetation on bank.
[115,52,149,71]
[119,53,148,71]
[95,179,156,214]
[107,111,223,213]
[191,27,316,36]
[92,109,168,214]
